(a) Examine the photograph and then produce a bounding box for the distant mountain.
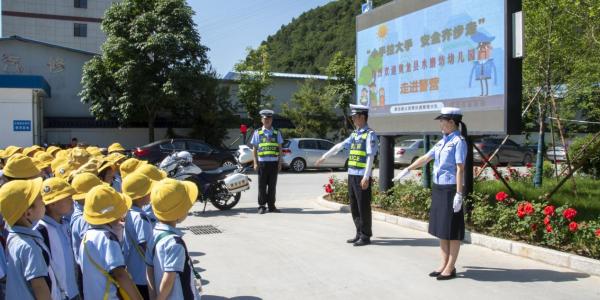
[251,0,393,74]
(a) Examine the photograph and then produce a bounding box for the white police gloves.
[453,192,463,213]
[392,169,410,182]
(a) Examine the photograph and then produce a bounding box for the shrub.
[569,134,600,178]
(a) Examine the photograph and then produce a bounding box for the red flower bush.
[543,205,555,216]
[523,202,534,215]
[596,229,600,238]
[329,177,334,185]
[562,208,577,221]
[495,191,509,202]
[526,162,533,168]
[531,223,538,231]
[543,216,551,225]
[517,210,526,219]
[568,222,578,232]
[324,183,333,194]
[546,224,553,233]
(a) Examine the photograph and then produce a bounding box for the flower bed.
[324,175,600,260]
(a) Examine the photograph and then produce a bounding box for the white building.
[1,0,118,54]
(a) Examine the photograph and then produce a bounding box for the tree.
[325,51,355,136]
[80,0,210,142]
[282,79,337,138]
[234,45,274,127]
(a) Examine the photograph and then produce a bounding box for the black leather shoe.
[436,269,457,280]
[353,239,371,246]
[346,236,360,243]
[430,268,454,277]
[268,208,281,213]
[258,207,266,214]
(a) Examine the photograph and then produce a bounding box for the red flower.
[523,202,534,215]
[568,222,578,232]
[324,184,333,194]
[329,178,334,185]
[543,216,551,225]
[531,223,538,231]
[416,172,422,177]
[495,191,509,202]
[526,162,533,168]
[543,205,555,216]
[562,208,577,221]
[546,224,553,233]
[517,210,526,219]
[595,229,600,238]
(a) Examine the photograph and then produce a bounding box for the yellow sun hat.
[41,177,76,205]
[86,146,104,158]
[70,158,102,179]
[120,158,147,179]
[83,185,131,225]
[55,149,69,160]
[33,152,54,170]
[122,172,155,202]
[151,178,198,222]
[69,147,91,168]
[0,178,43,226]
[98,160,115,175]
[3,154,41,179]
[136,164,167,181]
[46,146,62,157]
[22,145,44,157]
[51,157,67,173]
[107,143,126,154]
[105,152,127,165]
[1,146,23,159]
[54,162,77,180]
[71,172,108,201]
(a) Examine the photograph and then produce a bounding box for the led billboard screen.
[356,0,522,135]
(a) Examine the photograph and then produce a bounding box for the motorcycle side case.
[222,173,250,193]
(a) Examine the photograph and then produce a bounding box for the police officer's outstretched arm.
[315,137,351,166]
[393,152,434,182]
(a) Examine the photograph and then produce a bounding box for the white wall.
[0,88,35,148]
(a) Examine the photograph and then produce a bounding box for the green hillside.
[253,0,392,74]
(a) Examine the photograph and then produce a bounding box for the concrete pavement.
[178,170,600,300]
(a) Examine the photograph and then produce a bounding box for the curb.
[315,194,600,277]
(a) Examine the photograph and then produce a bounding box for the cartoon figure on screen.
[360,87,369,106]
[378,88,385,106]
[368,82,377,106]
[469,30,497,96]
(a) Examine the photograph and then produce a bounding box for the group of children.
[0,143,201,300]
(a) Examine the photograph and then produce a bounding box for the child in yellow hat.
[98,160,116,185]
[108,143,126,155]
[1,154,41,182]
[122,173,155,298]
[105,152,127,192]
[80,185,141,300]
[69,173,107,267]
[146,178,201,299]
[33,151,54,179]
[0,178,57,299]
[35,177,80,299]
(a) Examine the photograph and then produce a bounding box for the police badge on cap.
[259,109,274,118]
[350,104,369,116]
[434,107,462,121]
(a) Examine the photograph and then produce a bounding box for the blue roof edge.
[0,74,51,97]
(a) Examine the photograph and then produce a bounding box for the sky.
[190,0,334,78]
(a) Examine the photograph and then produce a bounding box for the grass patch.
[475,178,600,221]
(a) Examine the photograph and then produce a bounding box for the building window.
[74,0,88,8]
[74,23,87,37]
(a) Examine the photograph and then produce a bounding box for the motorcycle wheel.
[210,183,241,210]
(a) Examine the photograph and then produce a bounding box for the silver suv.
[282,138,348,172]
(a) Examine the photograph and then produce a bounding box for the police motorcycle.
[158,147,253,212]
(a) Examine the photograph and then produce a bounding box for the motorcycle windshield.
[180,163,203,175]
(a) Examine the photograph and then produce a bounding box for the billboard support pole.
[379,136,394,192]
[464,136,474,218]
[422,135,431,188]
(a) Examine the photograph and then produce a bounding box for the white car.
[394,139,430,166]
[546,146,567,162]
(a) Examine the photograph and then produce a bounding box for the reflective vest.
[257,129,280,157]
[348,130,371,169]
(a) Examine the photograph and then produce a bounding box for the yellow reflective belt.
[349,150,366,156]
[348,161,367,168]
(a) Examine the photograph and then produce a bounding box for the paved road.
[178,169,600,300]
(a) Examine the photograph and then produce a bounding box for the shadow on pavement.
[202,296,262,300]
[460,266,590,282]
[188,207,342,218]
[188,251,206,257]
[371,237,439,247]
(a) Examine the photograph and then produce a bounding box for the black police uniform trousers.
[348,174,372,239]
[258,161,279,209]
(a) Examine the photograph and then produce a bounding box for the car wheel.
[522,154,533,166]
[291,158,306,173]
[222,160,236,168]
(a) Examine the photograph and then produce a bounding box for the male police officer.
[251,109,284,214]
[316,104,378,246]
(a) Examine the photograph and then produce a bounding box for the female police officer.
[394,107,467,280]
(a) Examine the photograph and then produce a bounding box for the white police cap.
[350,104,369,116]
[259,109,274,117]
[435,107,462,120]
